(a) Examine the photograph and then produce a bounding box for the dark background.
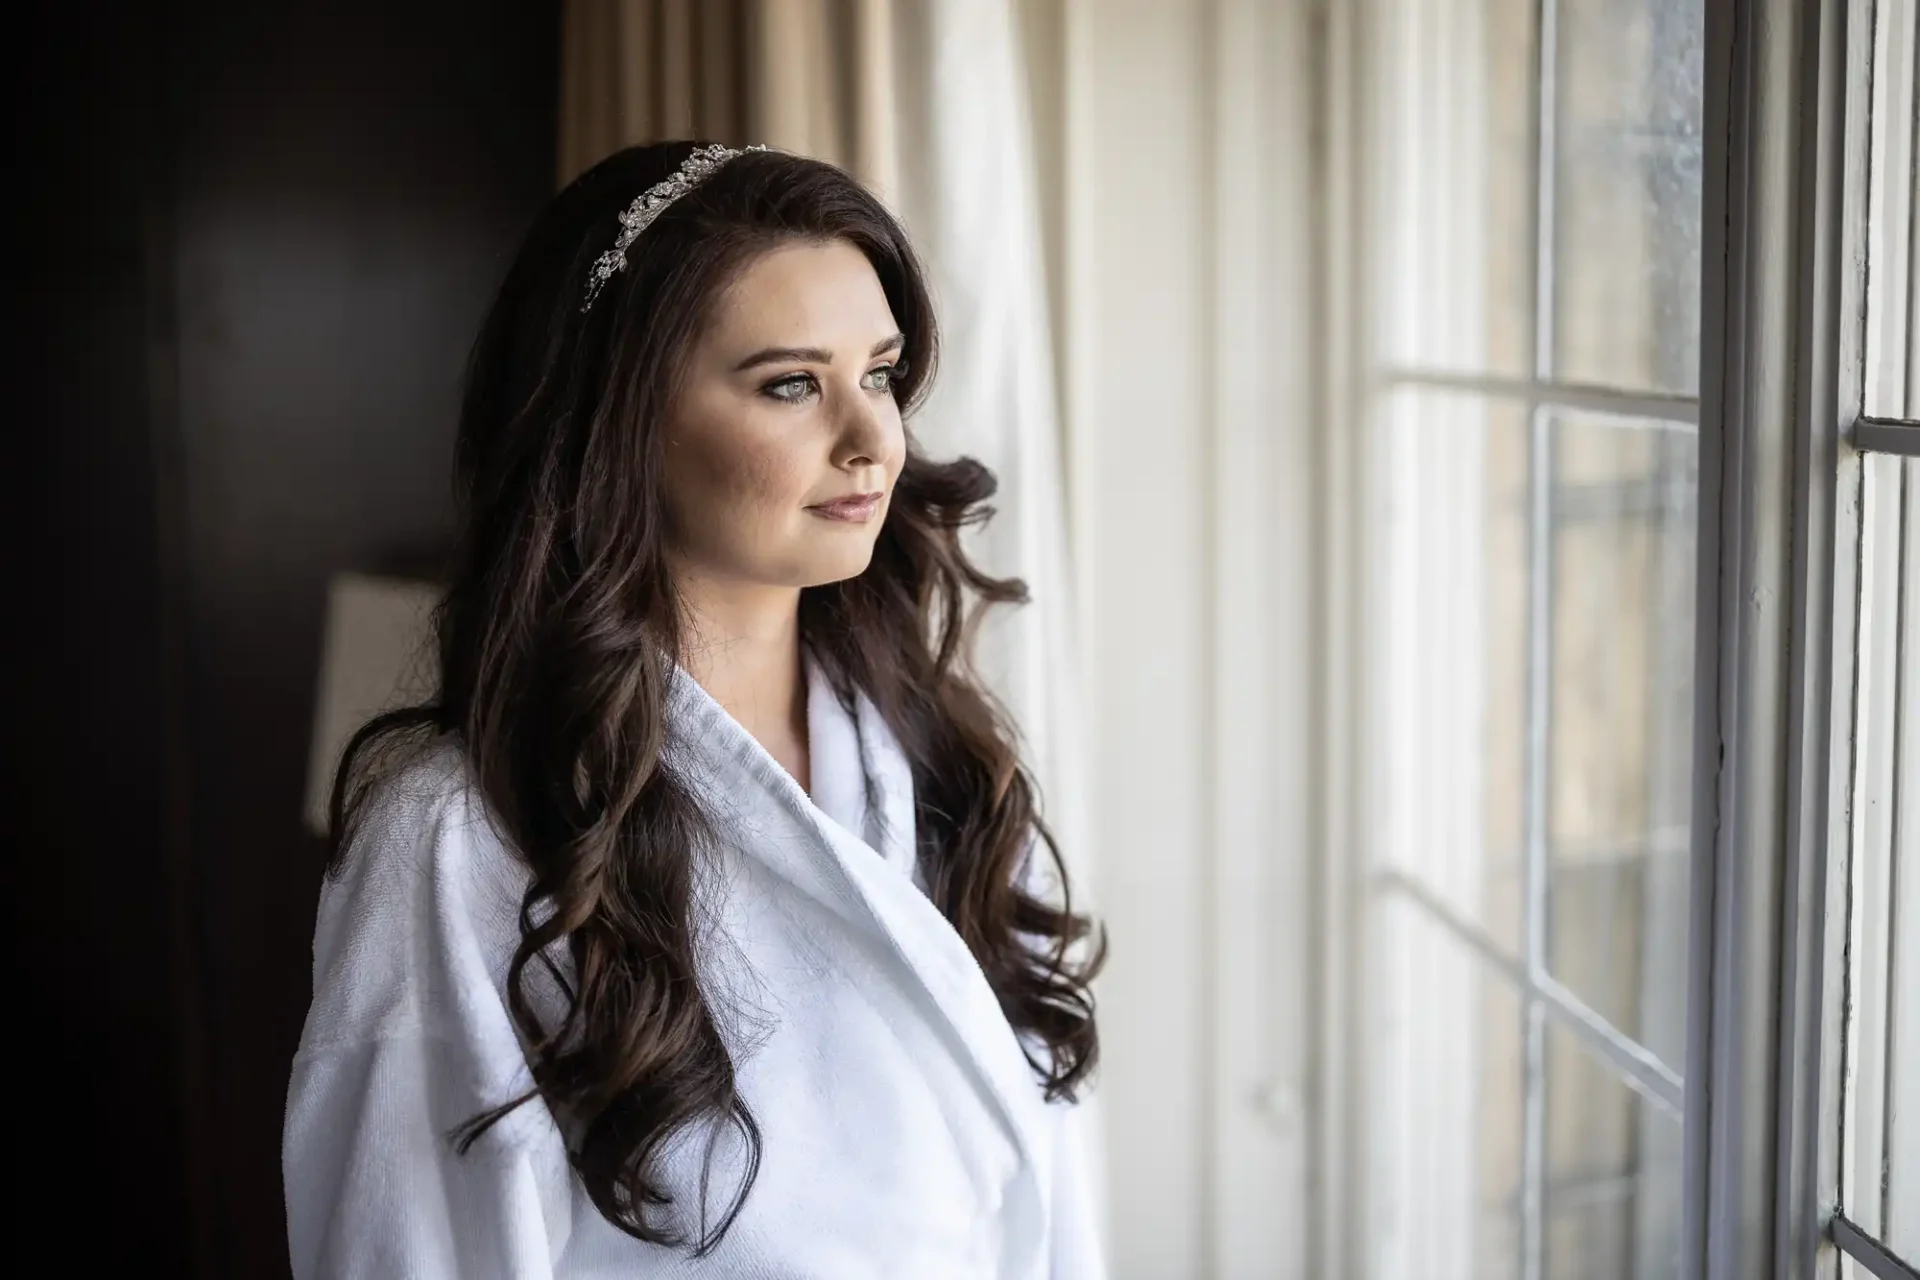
[13,1,559,1271]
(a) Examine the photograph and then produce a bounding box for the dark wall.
[13,3,204,1270]
[15,2,559,1273]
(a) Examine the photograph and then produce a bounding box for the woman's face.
[663,238,907,596]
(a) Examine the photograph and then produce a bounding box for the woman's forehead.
[708,241,900,351]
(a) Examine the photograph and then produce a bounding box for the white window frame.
[1825,0,1919,1273]
[1691,0,1916,1276]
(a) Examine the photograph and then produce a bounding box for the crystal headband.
[581,143,767,313]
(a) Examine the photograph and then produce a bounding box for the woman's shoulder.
[300,738,532,1055]
[349,735,479,829]
[337,736,514,875]
[330,739,514,897]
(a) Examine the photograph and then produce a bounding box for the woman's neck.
[675,574,811,792]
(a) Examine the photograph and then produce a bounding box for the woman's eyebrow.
[732,333,905,372]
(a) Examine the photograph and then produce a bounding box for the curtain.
[558,0,897,191]
[879,0,1087,901]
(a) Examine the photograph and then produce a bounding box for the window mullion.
[1379,368,1702,426]
[1857,415,1920,456]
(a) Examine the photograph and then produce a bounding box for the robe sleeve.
[284,755,575,1279]
[285,1033,564,1278]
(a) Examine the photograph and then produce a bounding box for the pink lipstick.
[807,492,884,523]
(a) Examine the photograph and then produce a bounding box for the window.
[1343,0,1920,1276]
[1360,2,1704,1277]
[1326,0,1918,1276]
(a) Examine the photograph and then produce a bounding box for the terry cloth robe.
[283,658,1106,1279]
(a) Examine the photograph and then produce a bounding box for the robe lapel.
[665,664,1048,1181]
[851,681,924,889]
[802,662,866,842]
[803,657,923,888]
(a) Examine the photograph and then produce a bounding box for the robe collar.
[663,657,1047,1177]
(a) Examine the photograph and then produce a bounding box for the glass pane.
[1545,410,1697,1070]
[1376,0,1536,379]
[1552,0,1706,394]
[1374,894,1524,1280]
[1543,1020,1684,1280]
[1842,455,1920,1258]
[1380,390,1529,952]
[1865,0,1917,417]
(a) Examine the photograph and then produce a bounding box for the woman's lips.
[806,493,884,522]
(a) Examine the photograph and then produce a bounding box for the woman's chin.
[795,543,879,588]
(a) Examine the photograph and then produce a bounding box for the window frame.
[1689,0,1918,1276]
[1679,0,1852,1272]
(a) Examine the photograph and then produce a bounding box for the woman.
[283,141,1107,1278]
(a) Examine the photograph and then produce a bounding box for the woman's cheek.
[738,436,814,509]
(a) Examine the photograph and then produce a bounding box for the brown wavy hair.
[327,141,1106,1255]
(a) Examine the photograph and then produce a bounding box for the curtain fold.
[559,0,899,188]
[559,0,751,184]
[880,0,1088,903]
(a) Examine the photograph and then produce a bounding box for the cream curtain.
[877,0,1088,908]
[558,0,897,193]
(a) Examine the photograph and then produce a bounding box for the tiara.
[581,143,767,313]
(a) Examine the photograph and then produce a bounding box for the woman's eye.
[764,373,818,403]
[862,363,901,393]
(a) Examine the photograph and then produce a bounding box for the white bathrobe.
[283,659,1105,1279]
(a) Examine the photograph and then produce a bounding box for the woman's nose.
[831,385,893,471]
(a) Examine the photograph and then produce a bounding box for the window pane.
[1543,1020,1684,1280]
[1376,0,1536,379]
[1380,390,1529,952]
[1374,894,1524,1280]
[1551,0,1705,394]
[1842,454,1920,1261]
[1545,410,1697,1069]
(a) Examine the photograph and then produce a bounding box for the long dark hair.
[327,142,1106,1253]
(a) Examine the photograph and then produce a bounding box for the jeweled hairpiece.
[581,143,767,313]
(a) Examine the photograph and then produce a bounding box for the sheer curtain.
[881,1,1088,917]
